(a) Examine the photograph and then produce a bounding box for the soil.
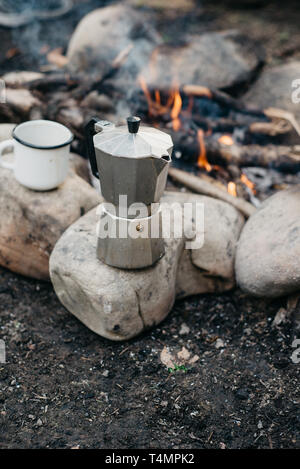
[0,0,300,450]
[0,265,299,449]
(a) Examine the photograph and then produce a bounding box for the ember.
[170,88,182,131]
[135,73,300,205]
[138,75,183,131]
[241,173,256,194]
[219,135,234,146]
[227,181,237,197]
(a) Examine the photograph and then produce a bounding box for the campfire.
[132,75,300,208]
[1,1,300,451]
[0,1,299,212]
[0,1,299,274]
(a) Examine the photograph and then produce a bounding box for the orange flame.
[139,75,155,115]
[155,89,161,105]
[241,173,256,193]
[138,75,184,130]
[197,129,212,171]
[170,89,182,131]
[227,182,237,197]
[219,135,234,146]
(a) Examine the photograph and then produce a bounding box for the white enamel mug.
[0,120,73,191]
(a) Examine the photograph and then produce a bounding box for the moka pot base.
[97,204,164,269]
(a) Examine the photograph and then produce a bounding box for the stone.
[67,4,161,89]
[67,6,263,93]
[215,338,225,349]
[235,186,300,298]
[141,30,264,90]
[50,192,244,341]
[179,323,190,335]
[70,153,91,184]
[174,193,243,297]
[0,167,100,281]
[243,62,300,120]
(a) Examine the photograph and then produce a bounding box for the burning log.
[135,80,296,178]
[205,136,300,171]
[168,167,256,218]
[171,128,300,174]
[182,84,264,117]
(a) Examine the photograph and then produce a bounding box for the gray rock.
[142,30,264,90]
[236,186,300,297]
[67,4,161,90]
[67,6,262,93]
[243,61,300,120]
[0,166,100,280]
[50,192,244,341]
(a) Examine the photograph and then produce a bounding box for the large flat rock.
[236,186,300,297]
[243,61,300,120]
[67,4,160,86]
[141,30,264,90]
[67,4,263,92]
[0,166,100,281]
[50,192,244,341]
[0,123,96,281]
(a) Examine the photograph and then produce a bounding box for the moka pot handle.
[85,117,99,179]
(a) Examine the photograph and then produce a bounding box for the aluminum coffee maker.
[85,116,173,269]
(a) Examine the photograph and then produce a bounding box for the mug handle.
[0,139,15,170]
[85,117,99,179]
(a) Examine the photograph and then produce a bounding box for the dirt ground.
[0,266,299,449]
[0,0,300,449]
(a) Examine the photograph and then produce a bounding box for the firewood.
[264,107,300,137]
[26,73,80,92]
[182,84,212,98]
[249,120,292,136]
[168,167,256,218]
[205,137,300,170]
[1,71,44,87]
[3,88,42,115]
[182,84,264,117]
[25,43,133,96]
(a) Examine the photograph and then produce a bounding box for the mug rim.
[12,120,74,150]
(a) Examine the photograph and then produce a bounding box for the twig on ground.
[168,167,256,218]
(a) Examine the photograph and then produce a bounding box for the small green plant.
[168,364,187,373]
